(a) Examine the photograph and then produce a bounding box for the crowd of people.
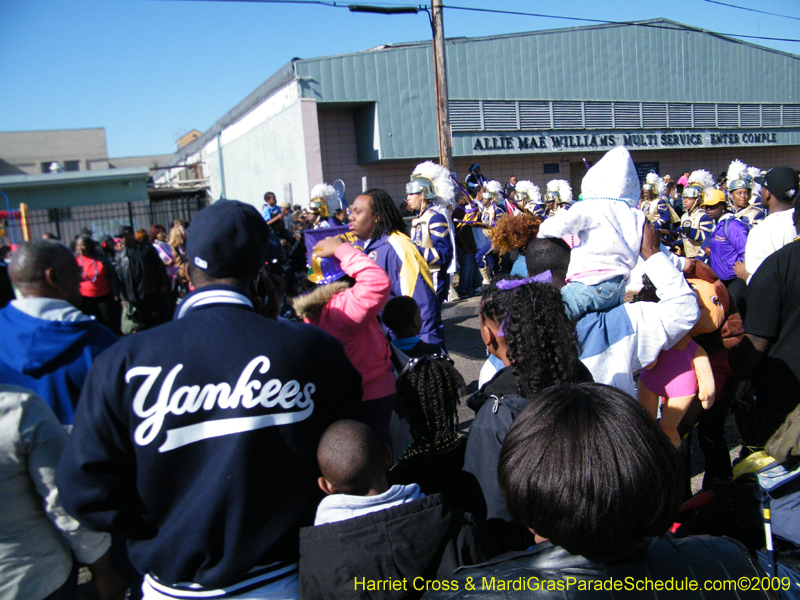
[0,145,798,600]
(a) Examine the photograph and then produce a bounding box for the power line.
[702,0,800,23]
[148,0,800,44]
[441,3,800,44]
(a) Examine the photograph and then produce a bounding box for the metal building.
[155,18,800,209]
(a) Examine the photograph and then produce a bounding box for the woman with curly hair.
[489,212,541,277]
[462,274,592,549]
[388,355,467,505]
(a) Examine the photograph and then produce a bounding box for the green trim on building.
[0,168,150,209]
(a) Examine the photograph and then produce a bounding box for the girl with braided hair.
[463,275,592,550]
[388,355,468,505]
[503,278,589,398]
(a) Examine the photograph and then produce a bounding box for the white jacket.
[538,199,646,285]
[0,385,110,600]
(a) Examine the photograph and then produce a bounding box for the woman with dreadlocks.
[349,188,445,346]
[462,274,592,550]
[388,355,467,506]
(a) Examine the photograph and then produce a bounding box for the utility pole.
[431,0,453,172]
[349,2,453,171]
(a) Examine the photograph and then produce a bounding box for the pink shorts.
[639,340,699,398]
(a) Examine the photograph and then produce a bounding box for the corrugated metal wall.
[295,19,800,160]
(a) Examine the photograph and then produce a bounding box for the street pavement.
[441,294,485,429]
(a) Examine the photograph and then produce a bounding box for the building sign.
[635,162,659,182]
[464,130,783,154]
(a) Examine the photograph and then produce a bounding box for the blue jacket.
[355,233,444,346]
[0,301,117,424]
[56,285,362,589]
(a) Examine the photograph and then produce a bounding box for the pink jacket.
[298,243,395,402]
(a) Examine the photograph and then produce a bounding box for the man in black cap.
[115,224,171,333]
[57,200,362,599]
[734,166,799,282]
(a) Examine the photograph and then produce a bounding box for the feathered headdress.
[747,166,763,201]
[485,180,503,198]
[644,172,666,196]
[682,169,715,210]
[546,179,573,205]
[310,183,340,216]
[409,161,456,208]
[687,170,715,193]
[726,160,748,185]
[515,180,541,208]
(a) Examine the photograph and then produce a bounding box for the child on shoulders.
[538,146,647,319]
[292,234,395,444]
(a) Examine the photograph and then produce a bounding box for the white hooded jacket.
[538,146,647,285]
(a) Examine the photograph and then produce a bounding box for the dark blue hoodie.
[0,300,117,424]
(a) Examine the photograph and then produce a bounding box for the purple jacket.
[708,214,749,281]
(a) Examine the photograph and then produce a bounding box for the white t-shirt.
[744,208,796,281]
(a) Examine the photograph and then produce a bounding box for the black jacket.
[115,242,168,304]
[298,494,496,600]
[57,285,362,588]
[463,363,592,524]
[462,366,525,523]
[423,535,778,599]
[388,438,467,508]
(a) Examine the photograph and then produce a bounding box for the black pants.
[721,277,747,320]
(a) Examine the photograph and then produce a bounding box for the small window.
[668,104,693,128]
[47,207,73,223]
[693,104,716,128]
[762,105,781,127]
[584,102,613,129]
[553,102,583,129]
[783,105,800,127]
[614,103,641,129]
[717,104,739,128]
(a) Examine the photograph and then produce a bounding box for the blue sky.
[2,0,799,158]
